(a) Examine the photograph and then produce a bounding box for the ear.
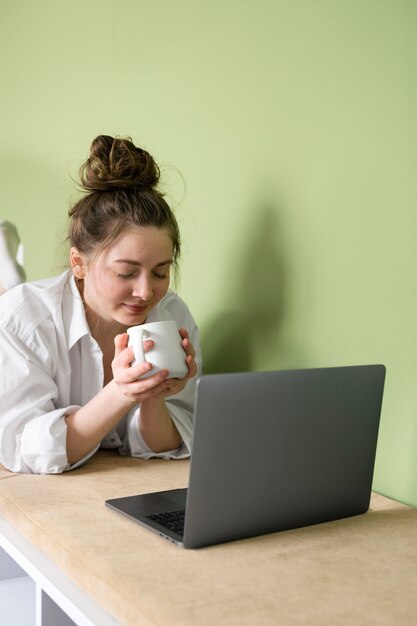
[70,247,87,279]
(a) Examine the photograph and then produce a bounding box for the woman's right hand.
[66,333,175,465]
[110,333,171,405]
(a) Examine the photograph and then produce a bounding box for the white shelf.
[0,517,120,626]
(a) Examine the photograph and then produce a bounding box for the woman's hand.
[111,328,197,404]
[111,333,169,404]
[158,327,198,398]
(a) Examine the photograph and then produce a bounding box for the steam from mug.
[127,320,188,379]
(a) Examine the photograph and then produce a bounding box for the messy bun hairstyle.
[68,135,180,270]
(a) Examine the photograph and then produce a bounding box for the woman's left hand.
[158,327,198,398]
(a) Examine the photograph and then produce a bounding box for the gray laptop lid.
[105,365,385,548]
[182,364,385,548]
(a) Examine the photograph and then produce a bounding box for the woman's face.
[73,225,174,331]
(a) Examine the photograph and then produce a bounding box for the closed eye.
[116,272,135,279]
[153,270,169,279]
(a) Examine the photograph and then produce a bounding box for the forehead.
[104,226,173,262]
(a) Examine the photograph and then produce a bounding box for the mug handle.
[129,329,147,365]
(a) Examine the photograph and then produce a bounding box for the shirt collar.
[62,271,91,350]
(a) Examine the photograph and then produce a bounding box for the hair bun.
[79,135,160,192]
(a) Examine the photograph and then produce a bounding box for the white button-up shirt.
[0,271,202,474]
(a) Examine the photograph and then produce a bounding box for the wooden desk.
[0,451,416,626]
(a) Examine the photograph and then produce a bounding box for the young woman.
[0,135,202,474]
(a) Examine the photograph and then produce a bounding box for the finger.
[143,339,154,354]
[185,354,198,378]
[179,327,189,340]
[179,328,191,353]
[124,361,154,382]
[181,337,196,358]
[117,344,136,368]
[138,378,181,402]
[123,368,169,391]
[114,333,129,359]
[119,380,169,403]
[112,346,152,382]
[122,341,153,368]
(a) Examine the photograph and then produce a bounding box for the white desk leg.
[36,585,76,626]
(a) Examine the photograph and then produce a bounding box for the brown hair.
[68,135,181,270]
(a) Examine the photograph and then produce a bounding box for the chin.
[119,312,148,327]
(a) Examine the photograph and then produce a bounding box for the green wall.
[1,0,416,506]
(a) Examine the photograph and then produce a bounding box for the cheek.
[109,282,131,300]
[93,274,126,301]
[153,280,170,302]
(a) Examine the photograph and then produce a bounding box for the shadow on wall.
[200,200,287,374]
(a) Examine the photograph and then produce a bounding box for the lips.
[123,303,149,314]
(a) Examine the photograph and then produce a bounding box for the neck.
[85,308,127,346]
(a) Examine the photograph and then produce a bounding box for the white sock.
[0,221,26,293]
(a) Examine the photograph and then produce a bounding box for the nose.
[132,274,153,301]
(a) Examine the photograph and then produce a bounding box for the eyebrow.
[113,259,173,267]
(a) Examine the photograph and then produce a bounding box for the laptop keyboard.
[147,509,185,536]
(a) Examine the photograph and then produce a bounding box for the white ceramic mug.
[127,320,188,379]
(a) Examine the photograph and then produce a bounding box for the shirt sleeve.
[124,294,203,460]
[0,326,97,474]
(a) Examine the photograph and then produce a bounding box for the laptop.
[105,364,386,549]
